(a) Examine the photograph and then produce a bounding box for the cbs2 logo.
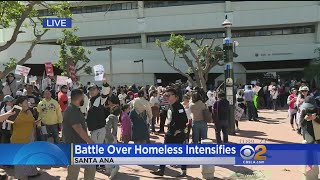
[240,145,267,161]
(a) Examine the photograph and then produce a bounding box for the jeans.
[215,123,229,144]
[42,124,60,143]
[272,99,277,111]
[246,101,257,120]
[66,165,96,180]
[192,120,208,144]
[91,127,106,144]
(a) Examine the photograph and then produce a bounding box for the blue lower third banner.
[1,143,320,165]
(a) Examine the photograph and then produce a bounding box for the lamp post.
[222,16,236,135]
[133,59,144,86]
[96,46,112,84]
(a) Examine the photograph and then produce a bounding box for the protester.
[287,88,298,130]
[182,94,192,143]
[213,91,230,144]
[270,85,279,111]
[118,89,127,106]
[236,89,245,130]
[86,77,111,144]
[151,88,188,177]
[105,106,120,179]
[63,89,95,180]
[2,73,22,97]
[190,92,207,143]
[296,86,310,134]
[129,92,149,144]
[0,95,14,143]
[11,96,41,179]
[120,104,132,144]
[158,91,170,134]
[149,90,160,133]
[244,85,258,121]
[78,87,89,117]
[58,85,69,115]
[37,88,63,143]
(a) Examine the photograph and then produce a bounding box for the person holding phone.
[10,96,41,179]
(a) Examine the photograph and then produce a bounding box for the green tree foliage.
[304,48,320,81]
[0,1,72,78]
[156,33,224,90]
[54,27,92,77]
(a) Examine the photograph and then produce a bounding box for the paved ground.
[0,108,317,180]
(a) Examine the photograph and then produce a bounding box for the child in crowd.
[120,104,132,144]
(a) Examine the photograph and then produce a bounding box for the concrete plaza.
[0,109,316,180]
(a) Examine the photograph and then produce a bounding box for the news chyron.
[42,18,72,29]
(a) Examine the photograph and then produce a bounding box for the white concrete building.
[0,1,319,87]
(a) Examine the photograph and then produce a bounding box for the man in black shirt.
[151,88,188,177]
[63,89,95,180]
[213,91,230,144]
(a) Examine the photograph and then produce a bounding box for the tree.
[54,27,92,77]
[0,1,72,78]
[304,48,320,85]
[156,33,224,91]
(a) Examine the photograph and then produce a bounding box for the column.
[315,22,320,45]
[138,1,144,18]
[200,139,215,179]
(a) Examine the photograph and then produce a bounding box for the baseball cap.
[3,95,14,102]
[299,86,309,92]
[88,83,99,90]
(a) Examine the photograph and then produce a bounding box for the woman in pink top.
[120,104,132,144]
[287,88,298,130]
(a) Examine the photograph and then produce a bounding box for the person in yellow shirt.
[37,88,63,143]
[11,96,41,179]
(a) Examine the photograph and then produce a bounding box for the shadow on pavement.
[219,165,254,175]
[138,165,200,179]
[236,130,296,143]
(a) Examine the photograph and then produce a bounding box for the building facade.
[0,1,319,87]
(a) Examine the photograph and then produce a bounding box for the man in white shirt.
[0,95,14,143]
[149,90,160,132]
[118,90,127,106]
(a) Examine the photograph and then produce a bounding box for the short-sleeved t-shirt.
[62,103,88,144]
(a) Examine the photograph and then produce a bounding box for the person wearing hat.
[299,96,320,143]
[296,86,310,134]
[287,88,298,130]
[58,85,69,115]
[86,75,111,145]
[0,95,14,143]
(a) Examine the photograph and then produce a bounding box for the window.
[122,3,128,10]
[282,28,293,35]
[124,38,130,44]
[217,32,225,38]
[255,30,271,36]
[196,33,206,39]
[111,3,122,11]
[304,26,314,33]
[132,2,138,9]
[271,29,282,35]
[293,27,304,34]
[95,40,101,46]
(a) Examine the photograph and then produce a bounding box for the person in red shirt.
[58,85,69,114]
[287,88,298,130]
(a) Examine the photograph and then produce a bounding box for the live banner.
[44,62,54,78]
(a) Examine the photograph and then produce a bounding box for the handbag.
[203,105,213,123]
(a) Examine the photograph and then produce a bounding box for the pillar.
[225,1,232,12]
[201,139,215,179]
[315,22,320,45]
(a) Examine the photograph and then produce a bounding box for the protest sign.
[14,65,31,76]
[235,106,244,121]
[56,76,68,85]
[68,62,77,81]
[157,79,162,83]
[29,76,37,83]
[93,65,105,81]
[44,62,54,77]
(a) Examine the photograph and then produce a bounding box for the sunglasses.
[301,90,308,92]
[164,94,174,97]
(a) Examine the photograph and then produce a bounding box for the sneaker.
[109,166,119,179]
[236,127,240,131]
[254,119,259,122]
[177,170,187,177]
[151,169,164,176]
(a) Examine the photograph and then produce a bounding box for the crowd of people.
[0,71,319,179]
